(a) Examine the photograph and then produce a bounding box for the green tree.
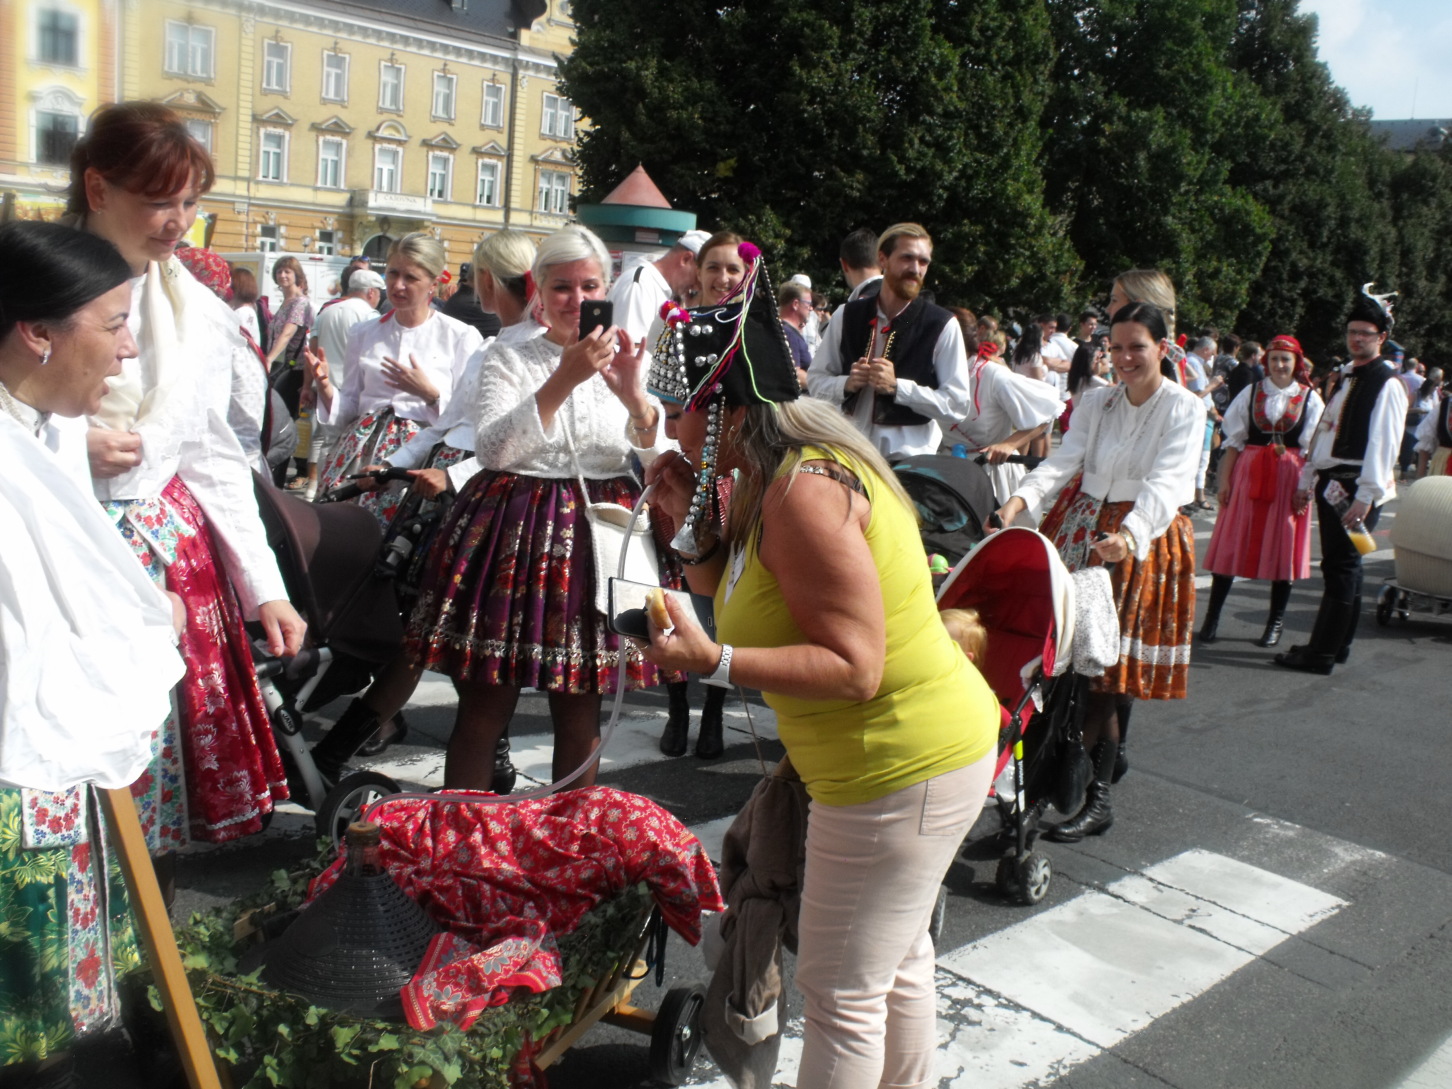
[560,0,1080,310]
[1382,146,1452,361]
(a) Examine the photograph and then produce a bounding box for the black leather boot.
[696,685,726,759]
[1046,780,1113,842]
[1112,700,1131,783]
[1255,581,1292,647]
[660,682,690,757]
[492,732,517,795]
[1198,574,1233,644]
[1274,597,1351,675]
[311,698,381,783]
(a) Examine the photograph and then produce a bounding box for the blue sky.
[1299,0,1452,118]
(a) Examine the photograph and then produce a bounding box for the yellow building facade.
[2,0,582,269]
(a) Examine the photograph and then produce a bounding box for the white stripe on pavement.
[1397,1031,1452,1088]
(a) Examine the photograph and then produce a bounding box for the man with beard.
[808,222,970,456]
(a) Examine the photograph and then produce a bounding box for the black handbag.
[1051,720,1093,816]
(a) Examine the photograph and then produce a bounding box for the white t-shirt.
[313,295,378,396]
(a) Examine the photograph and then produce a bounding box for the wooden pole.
[97,787,222,1089]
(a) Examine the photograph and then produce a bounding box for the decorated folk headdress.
[1348,282,1396,333]
[1265,334,1311,386]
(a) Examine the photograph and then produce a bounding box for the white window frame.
[316,229,337,256]
[184,117,212,153]
[258,225,279,253]
[541,92,574,140]
[427,152,453,201]
[317,136,345,189]
[379,61,404,112]
[262,39,291,93]
[432,71,456,121]
[36,6,82,68]
[258,128,288,182]
[164,21,214,79]
[476,159,501,207]
[481,82,504,128]
[322,50,349,103]
[537,169,570,214]
[374,144,401,193]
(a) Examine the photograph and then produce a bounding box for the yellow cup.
[1348,527,1376,555]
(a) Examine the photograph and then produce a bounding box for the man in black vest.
[807,222,970,457]
[1276,287,1408,674]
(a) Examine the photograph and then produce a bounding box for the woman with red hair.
[1199,335,1324,647]
[66,101,305,854]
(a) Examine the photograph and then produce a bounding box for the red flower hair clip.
[660,301,692,327]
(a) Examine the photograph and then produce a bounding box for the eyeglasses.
[1346,327,1381,339]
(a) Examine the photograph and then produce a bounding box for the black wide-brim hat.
[648,242,801,410]
[1348,282,1395,333]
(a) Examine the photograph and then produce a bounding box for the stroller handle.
[317,465,416,504]
[973,453,1043,468]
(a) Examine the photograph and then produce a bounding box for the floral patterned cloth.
[308,787,724,1032]
[316,407,420,530]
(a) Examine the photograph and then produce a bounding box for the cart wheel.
[1014,853,1052,905]
[650,983,706,1086]
[315,771,400,845]
[1376,587,1393,626]
[1397,591,1411,621]
[928,885,948,947]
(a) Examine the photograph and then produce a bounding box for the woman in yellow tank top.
[641,240,998,1089]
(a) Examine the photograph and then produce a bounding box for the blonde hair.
[388,232,447,279]
[941,608,987,661]
[727,397,916,548]
[877,222,931,259]
[1112,269,1177,338]
[473,229,536,300]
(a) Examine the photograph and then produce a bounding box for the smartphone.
[607,578,716,642]
[579,300,613,340]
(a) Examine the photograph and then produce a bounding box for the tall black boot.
[660,682,690,757]
[696,684,726,759]
[492,730,517,794]
[1112,698,1132,784]
[1274,597,1351,675]
[311,698,381,783]
[1198,574,1233,643]
[1048,741,1116,842]
[1256,581,1292,647]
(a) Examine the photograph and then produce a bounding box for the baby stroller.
[1377,476,1452,628]
[894,454,999,570]
[250,475,408,841]
[936,527,1080,905]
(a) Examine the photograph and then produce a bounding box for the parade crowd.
[0,100,1440,1089]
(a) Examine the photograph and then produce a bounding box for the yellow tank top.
[715,447,998,805]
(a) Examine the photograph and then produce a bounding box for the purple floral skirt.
[404,470,682,694]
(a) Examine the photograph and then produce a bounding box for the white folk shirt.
[313,295,379,397]
[806,302,972,457]
[390,319,548,491]
[1012,381,1207,561]
[608,261,672,345]
[1220,379,1324,452]
[944,360,1064,503]
[473,334,670,478]
[89,264,288,615]
[1299,360,1408,506]
[316,308,482,431]
[1414,393,1446,454]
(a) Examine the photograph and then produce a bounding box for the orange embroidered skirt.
[1040,486,1196,699]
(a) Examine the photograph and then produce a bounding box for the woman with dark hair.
[67,100,305,853]
[264,255,315,474]
[229,263,266,346]
[996,302,1205,841]
[1413,368,1448,477]
[1198,336,1324,646]
[0,221,183,1082]
[1008,332,1056,459]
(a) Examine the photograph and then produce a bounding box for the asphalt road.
[174,495,1452,1089]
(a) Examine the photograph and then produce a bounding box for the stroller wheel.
[1376,586,1394,626]
[996,852,1052,906]
[315,771,401,846]
[649,983,707,1086]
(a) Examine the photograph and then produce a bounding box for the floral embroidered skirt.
[107,477,287,848]
[1203,445,1311,581]
[0,788,140,1065]
[1040,482,1196,700]
[405,470,679,694]
[318,407,420,530]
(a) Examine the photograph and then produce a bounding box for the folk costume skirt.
[1040,477,1195,700]
[405,469,679,695]
[106,476,288,848]
[318,406,421,529]
[1202,445,1311,581]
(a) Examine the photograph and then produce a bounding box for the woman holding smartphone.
[404,225,675,790]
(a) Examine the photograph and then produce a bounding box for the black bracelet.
[679,537,721,566]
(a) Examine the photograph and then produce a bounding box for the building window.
[379,62,404,112]
[482,82,504,128]
[317,137,344,189]
[184,118,212,153]
[432,72,456,121]
[259,129,287,182]
[322,51,348,102]
[476,160,500,206]
[537,169,570,214]
[38,9,80,67]
[36,110,79,165]
[262,40,291,93]
[374,145,401,193]
[541,93,574,139]
[259,225,279,253]
[164,21,214,79]
[427,153,452,201]
[316,229,337,256]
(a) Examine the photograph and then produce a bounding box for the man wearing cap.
[441,261,503,341]
[302,269,385,497]
[1276,285,1408,674]
[608,230,709,344]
